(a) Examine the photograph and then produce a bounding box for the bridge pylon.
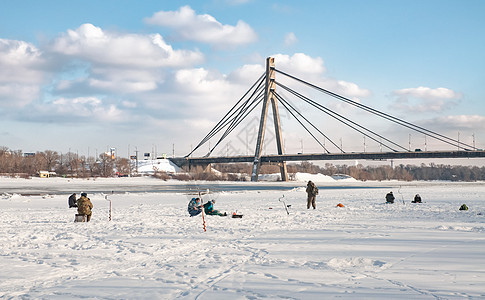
[251,57,288,182]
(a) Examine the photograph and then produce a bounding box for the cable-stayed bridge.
[169,57,485,181]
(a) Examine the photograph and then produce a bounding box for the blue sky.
[0,0,484,158]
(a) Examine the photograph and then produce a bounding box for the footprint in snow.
[264,273,278,279]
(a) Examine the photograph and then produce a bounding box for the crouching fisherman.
[385,191,395,204]
[68,193,78,208]
[203,200,227,216]
[188,197,202,217]
[412,194,422,203]
[77,192,93,222]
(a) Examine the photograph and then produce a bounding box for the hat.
[81,192,87,197]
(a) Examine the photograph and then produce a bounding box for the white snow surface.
[1,177,485,299]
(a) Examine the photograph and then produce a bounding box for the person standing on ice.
[306,180,318,209]
[76,192,93,222]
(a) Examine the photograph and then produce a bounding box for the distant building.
[38,171,56,178]
[39,171,50,178]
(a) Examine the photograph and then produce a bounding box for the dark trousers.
[307,195,316,209]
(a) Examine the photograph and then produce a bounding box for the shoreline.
[1,176,484,195]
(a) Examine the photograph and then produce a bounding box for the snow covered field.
[1,177,484,299]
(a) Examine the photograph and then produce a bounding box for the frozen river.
[1,176,484,299]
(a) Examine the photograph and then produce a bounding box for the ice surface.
[1,177,484,299]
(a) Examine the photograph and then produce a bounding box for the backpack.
[459,204,468,211]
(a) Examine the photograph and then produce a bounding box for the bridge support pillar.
[251,57,288,182]
[189,163,211,174]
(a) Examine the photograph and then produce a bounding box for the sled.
[232,214,243,218]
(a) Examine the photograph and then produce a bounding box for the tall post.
[251,57,288,182]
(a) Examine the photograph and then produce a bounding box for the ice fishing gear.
[105,195,112,221]
[232,210,243,218]
[279,195,289,215]
[199,192,207,232]
[398,186,405,204]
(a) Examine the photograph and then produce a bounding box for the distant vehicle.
[414,149,422,152]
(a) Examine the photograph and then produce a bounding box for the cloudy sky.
[1,0,484,158]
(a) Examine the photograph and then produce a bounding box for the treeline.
[0,147,131,178]
[1,146,484,181]
[213,161,485,182]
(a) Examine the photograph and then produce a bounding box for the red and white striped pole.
[199,192,206,232]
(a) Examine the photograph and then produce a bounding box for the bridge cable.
[190,73,265,153]
[207,93,264,156]
[275,69,476,150]
[206,90,265,156]
[204,83,265,155]
[274,92,333,153]
[186,73,265,157]
[276,81,405,152]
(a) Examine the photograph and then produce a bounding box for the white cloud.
[144,5,257,47]
[0,39,47,107]
[284,32,298,46]
[49,23,204,94]
[271,53,370,99]
[391,86,461,112]
[393,86,461,100]
[422,115,485,130]
[48,96,124,122]
[172,68,238,116]
[227,64,265,84]
[50,23,203,68]
[273,53,325,75]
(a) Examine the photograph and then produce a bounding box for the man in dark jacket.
[68,193,77,208]
[77,192,93,222]
[306,180,318,209]
[386,192,395,204]
[412,194,422,203]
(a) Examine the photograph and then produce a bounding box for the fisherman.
[188,197,202,217]
[203,200,226,216]
[68,193,77,208]
[306,180,318,209]
[385,191,395,204]
[412,194,422,203]
[76,192,93,222]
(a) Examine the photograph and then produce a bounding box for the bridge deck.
[170,150,485,167]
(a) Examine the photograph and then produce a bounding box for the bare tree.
[115,158,130,176]
[99,153,115,177]
[43,150,59,172]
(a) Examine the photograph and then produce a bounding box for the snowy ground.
[1,177,484,299]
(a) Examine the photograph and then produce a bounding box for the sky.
[0,0,484,158]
